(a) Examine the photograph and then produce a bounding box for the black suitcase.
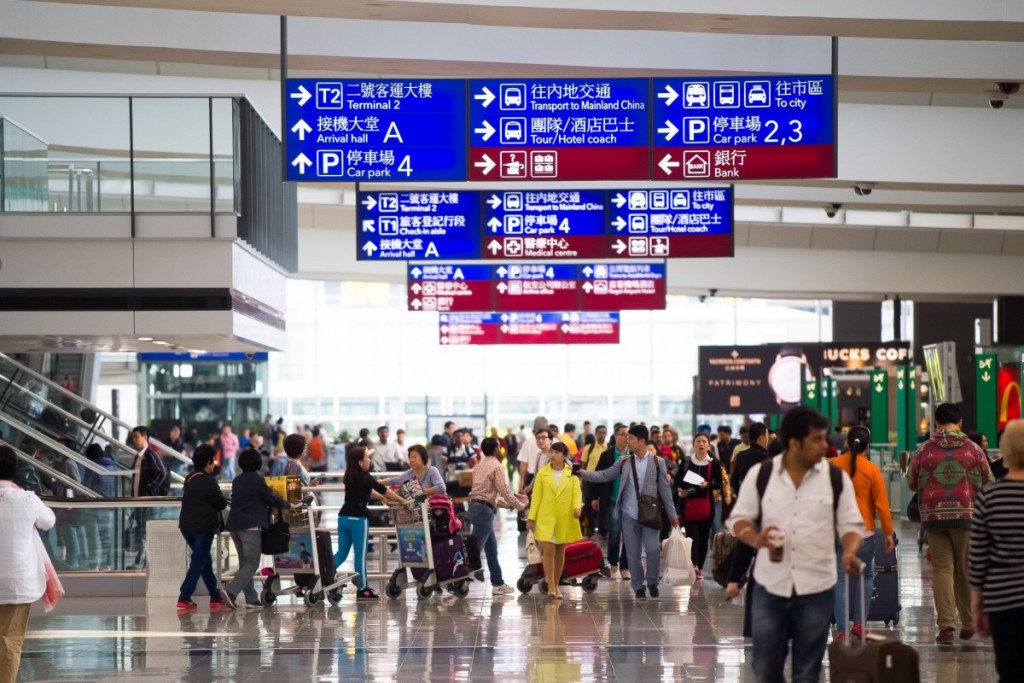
[867,531,901,626]
[829,570,919,683]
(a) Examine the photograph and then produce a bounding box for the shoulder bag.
[683,462,713,522]
[261,509,291,555]
[630,455,664,530]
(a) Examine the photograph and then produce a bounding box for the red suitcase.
[517,540,605,593]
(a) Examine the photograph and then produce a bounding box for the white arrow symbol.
[362,242,377,256]
[361,219,375,233]
[898,381,905,390]
[361,195,377,211]
[501,314,510,323]
[475,154,496,175]
[612,217,627,232]
[612,239,627,255]
[658,154,680,176]
[291,119,312,140]
[500,324,510,333]
[875,384,883,393]
[410,267,422,278]
[487,240,502,255]
[496,282,508,293]
[561,324,570,333]
[291,153,312,174]
[583,282,594,293]
[411,299,422,310]
[487,195,502,209]
[474,120,496,141]
[487,217,502,233]
[496,266,508,278]
[411,283,422,294]
[612,193,626,209]
[290,85,312,107]
[582,266,594,277]
[658,120,679,141]
[982,371,992,382]
[658,84,679,107]
[475,87,496,108]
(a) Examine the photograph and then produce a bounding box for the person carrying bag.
[675,433,723,580]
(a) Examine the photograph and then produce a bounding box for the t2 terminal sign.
[652,75,835,181]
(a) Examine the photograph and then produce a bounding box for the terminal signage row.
[439,312,620,345]
[358,188,733,261]
[285,76,834,182]
[408,262,666,313]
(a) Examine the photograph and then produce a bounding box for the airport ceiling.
[2,0,1023,238]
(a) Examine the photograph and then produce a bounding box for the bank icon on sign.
[682,151,711,178]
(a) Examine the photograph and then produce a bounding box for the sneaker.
[835,631,847,643]
[936,628,955,644]
[851,623,864,638]
[959,628,975,641]
[357,587,379,601]
[210,600,230,612]
[608,565,618,578]
[244,602,263,610]
[695,569,704,580]
[218,588,237,609]
[648,584,660,598]
[176,598,198,611]
[635,588,646,600]
[493,584,515,595]
[620,569,631,581]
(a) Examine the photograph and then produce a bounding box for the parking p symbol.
[683,117,710,145]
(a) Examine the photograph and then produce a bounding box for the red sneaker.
[176,599,198,611]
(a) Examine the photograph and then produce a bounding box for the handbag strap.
[629,455,642,501]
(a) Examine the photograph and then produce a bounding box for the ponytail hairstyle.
[846,426,871,478]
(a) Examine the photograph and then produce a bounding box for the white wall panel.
[0,239,134,288]
[132,239,234,288]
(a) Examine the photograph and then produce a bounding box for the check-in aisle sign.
[285,79,467,182]
[652,75,834,181]
[359,188,733,261]
[408,262,666,312]
[439,312,621,345]
[467,79,650,181]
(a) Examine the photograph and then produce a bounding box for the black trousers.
[990,606,1024,683]
[684,518,712,569]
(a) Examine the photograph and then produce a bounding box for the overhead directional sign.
[607,188,733,258]
[285,79,467,182]
[439,312,620,345]
[652,75,835,181]
[360,188,733,261]
[408,262,666,312]
[468,79,650,181]
[358,191,480,260]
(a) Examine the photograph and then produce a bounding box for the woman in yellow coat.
[527,439,583,599]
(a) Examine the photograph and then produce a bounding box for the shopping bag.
[525,531,542,565]
[660,528,696,586]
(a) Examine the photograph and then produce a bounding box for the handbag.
[261,510,291,555]
[683,462,713,522]
[907,493,921,523]
[630,455,664,530]
[525,531,542,565]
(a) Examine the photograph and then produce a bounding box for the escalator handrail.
[0,412,133,478]
[37,494,182,509]
[5,440,101,499]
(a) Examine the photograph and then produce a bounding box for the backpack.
[428,494,463,537]
[754,457,843,536]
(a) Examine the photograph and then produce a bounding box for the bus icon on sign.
[501,84,526,110]
[715,82,740,108]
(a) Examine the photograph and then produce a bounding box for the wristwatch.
[768,345,812,410]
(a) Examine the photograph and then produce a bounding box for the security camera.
[709,288,718,297]
[825,203,842,219]
[996,82,1021,96]
[245,351,255,359]
[698,295,707,303]
[990,98,1005,110]
[853,183,874,197]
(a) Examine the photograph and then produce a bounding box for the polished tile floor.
[17,518,996,682]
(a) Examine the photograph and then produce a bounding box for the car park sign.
[651,75,835,180]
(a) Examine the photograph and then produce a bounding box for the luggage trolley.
[260,489,358,607]
[385,501,472,600]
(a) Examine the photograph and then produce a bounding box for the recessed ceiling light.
[138,337,153,341]
[153,341,170,345]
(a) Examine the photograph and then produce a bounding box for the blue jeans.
[334,515,370,590]
[468,502,503,586]
[711,500,723,537]
[607,502,627,570]
[751,583,834,683]
[620,514,661,592]
[179,530,218,601]
[833,537,875,631]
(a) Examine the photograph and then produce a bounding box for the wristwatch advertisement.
[768,345,813,410]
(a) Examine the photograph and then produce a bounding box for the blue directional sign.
[482,190,607,259]
[607,187,733,258]
[651,75,834,180]
[285,79,467,182]
[357,191,481,260]
[467,79,651,181]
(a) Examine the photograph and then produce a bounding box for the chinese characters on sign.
[439,312,621,345]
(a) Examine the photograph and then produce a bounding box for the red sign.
[654,145,834,181]
[439,312,620,345]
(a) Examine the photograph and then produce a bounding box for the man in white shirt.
[517,416,549,495]
[728,407,863,683]
[374,426,406,471]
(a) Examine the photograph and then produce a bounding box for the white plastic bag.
[525,531,542,565]
[661,528,696,586]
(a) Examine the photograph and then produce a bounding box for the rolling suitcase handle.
[844,560,868,649]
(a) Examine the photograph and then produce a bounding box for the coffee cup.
[767,529,786,563]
